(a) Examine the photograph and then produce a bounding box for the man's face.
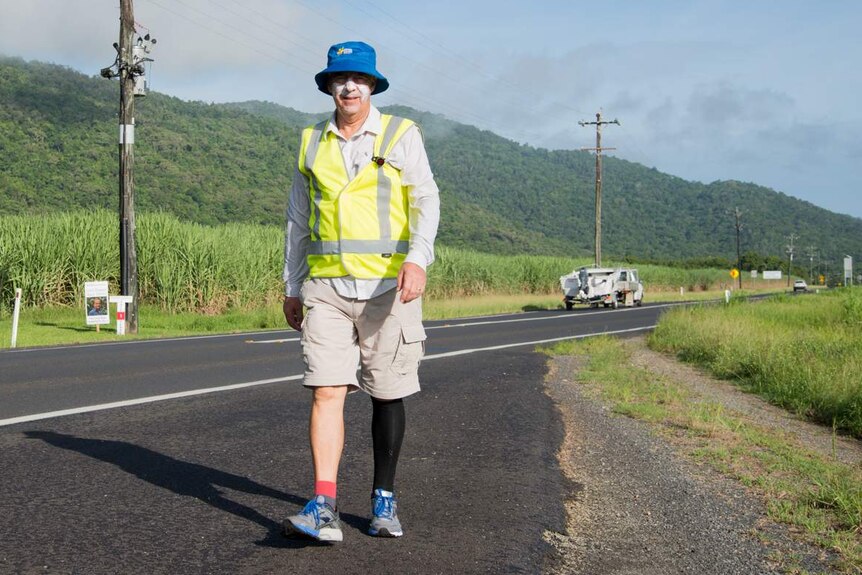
[92,298,101,310]
[329,72,376,117]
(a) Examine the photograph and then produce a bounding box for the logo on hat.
[336,47,353,55]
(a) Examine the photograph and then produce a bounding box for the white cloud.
[0,1,859,218]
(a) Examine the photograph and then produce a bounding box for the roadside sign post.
[845,256,853,287]
[10,288,22,348]
[110,295,134,336]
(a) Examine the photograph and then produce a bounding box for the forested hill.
[2,55,860,261]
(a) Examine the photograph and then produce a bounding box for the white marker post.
[110,295,134,336]
[10,288,22,348]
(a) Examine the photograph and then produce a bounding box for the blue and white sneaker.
[284,495,343,542]
[369,489,403,537]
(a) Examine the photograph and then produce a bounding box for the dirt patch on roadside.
[543,336,849,575]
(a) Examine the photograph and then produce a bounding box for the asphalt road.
[0,303,665,574]
[0,304,667,423]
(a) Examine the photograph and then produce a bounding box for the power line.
[339,0,589,119]
[142,0,541,141]
[289,0,588,122]
[141,0,320,76]
[141,0,505,130]
[209,0,327,61]
[341,0,487,76]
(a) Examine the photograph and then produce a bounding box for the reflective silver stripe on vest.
[308,239,409,255]
[375,117,406,241]
[305,122,327,241]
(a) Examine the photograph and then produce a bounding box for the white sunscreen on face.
[355,83,371,100]
[333,80,371,101]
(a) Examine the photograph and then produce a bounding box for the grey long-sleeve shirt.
[283,105,441,300]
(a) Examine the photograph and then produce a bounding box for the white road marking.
[1,324,656,427]
[0,375,303,426]
[242,302,680,343]
[245,337,300,344]
[3,329,291,353]
[423,325,656,359]
[425,303,672,330]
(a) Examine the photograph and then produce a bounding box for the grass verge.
[650,288,862,438]
[546,336,862,573]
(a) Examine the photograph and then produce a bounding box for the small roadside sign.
[85,282,110,326]
[730,268,739,279]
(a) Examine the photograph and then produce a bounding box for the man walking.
[282,41,440,542]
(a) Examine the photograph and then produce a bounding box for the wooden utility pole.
[580,111,619,267]
[785,233,798,287]
[118,0,139,333]
[806,246,816,284]
[730,207,743,289]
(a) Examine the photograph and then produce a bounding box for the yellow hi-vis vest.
[298,114,416,279]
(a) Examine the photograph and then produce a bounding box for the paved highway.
[0,303,669,574]
[0,303,670,425]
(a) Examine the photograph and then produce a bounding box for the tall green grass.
[1,209,739,314]
[650,289,862,437]
[0,210,284,313]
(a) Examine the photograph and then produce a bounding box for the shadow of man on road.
[24,431,365,548]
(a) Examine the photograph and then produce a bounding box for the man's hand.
[283,297,304,331]
[397,262,426,303]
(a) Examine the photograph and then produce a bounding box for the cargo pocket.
[391,323,426,375]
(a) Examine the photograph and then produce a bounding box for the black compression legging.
[371,397,405,493]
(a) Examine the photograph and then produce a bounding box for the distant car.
[793,279,807,292]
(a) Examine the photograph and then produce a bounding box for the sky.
[1,0,860,219]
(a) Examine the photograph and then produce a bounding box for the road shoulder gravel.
[543,336,844,575]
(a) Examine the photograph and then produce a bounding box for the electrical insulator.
[132,44,148,96]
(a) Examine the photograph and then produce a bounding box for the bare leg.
[310,386,349,483]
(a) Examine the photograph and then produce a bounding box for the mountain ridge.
[1,55,858,263]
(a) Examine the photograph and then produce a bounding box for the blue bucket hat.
[315,41,389,95]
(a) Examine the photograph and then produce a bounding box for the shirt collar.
[326,105,381,139]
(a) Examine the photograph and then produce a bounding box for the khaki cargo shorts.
[299,279,426,400]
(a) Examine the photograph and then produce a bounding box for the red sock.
[315,480,337,500]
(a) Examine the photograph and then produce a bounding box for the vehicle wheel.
[635,298,642,307]
[565,301,574,310]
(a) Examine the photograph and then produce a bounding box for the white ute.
[560,266,644,310]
